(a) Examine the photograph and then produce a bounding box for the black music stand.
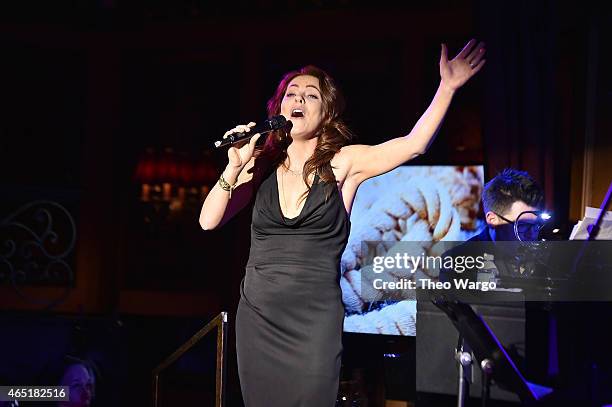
[431,294,553,406]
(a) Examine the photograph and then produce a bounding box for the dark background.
[0,1,610,406]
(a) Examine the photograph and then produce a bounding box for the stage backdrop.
[341,165,485,336]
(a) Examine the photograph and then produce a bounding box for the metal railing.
[152,311,228,407]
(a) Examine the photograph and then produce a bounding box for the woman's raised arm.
[340,39,486,184]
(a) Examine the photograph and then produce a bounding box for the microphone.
[213,115,290,148]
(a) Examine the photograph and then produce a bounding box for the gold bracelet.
[218,172,236,199]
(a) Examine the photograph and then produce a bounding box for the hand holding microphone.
[214,115,290,148]
[215,115,291,169]
[222,122,261,170]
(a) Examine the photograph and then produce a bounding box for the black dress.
[236,167,351,406]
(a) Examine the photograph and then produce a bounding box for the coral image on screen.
[341,165,486,336]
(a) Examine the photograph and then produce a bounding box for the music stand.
[431,294,553,406]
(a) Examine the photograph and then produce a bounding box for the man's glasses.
[493,210,551,241]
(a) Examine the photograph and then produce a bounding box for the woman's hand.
[439,38,486,92]
[223,122,262,169]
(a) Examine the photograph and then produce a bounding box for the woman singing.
[200,39,486,406]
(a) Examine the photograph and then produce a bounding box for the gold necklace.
[281,170,289,217]
[280,169,310,218]
[282,162,303,176]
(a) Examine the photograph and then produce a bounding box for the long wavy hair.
[254,65,355,203]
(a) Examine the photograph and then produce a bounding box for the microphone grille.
[269,115,288,130]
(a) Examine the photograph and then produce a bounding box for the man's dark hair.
[482,168,544,215]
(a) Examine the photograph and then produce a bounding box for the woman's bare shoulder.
[330,145,358,186]
[331,146,352,168]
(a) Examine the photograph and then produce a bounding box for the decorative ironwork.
[0,200,76,309]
